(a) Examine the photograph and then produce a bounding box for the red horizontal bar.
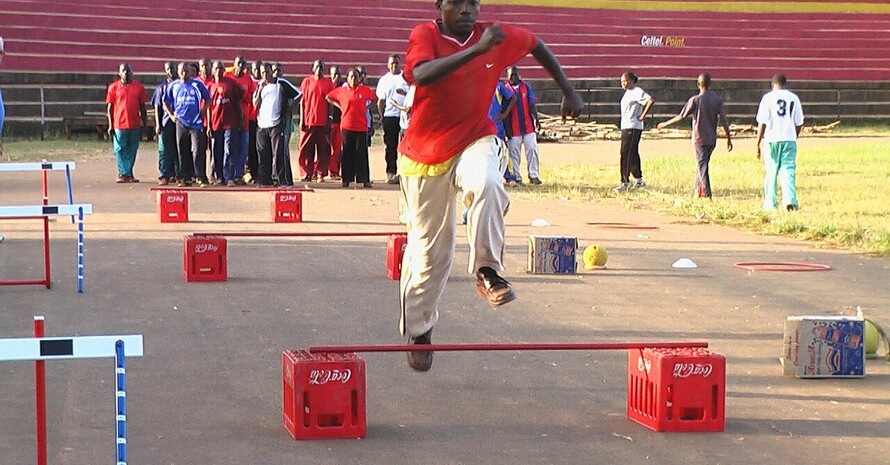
[150,187,314,192]
[0,279,50,286]
[0,216,46,221]
[309,341,709,353]
[193,231,405,238]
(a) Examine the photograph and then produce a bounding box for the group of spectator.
[104,54,547,189]
[105,56,390,188]
[102,54,801,209]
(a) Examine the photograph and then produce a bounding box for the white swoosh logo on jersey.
[485,63,494,69]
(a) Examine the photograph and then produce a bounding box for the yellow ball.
[583,244,608,269]
[865,320,879,356]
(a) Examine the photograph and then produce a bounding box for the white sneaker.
[613,183,629,192]
[633,178,646,189]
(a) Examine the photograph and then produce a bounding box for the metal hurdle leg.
[115,340,128,465]
[77,207,85,293]
[34,317,47,465]
[66,164,75,224]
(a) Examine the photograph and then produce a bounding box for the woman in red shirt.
[326,68,377,188]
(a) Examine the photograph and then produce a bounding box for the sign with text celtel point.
[783,316,864,378]
[528,236,577,274]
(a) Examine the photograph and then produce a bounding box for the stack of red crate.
[627,347,725,432]
[386,234,407,280]
[271,192,302,223]
[282,350,366,440]
[158,191,189,223]
[182,235,227,282]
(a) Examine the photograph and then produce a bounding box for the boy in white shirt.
[755,74,804,211]
[376,54,409,184]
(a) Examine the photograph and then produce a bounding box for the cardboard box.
[782,316,865,378]
[528,236,577,274]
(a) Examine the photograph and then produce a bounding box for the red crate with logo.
[271,191,302,223]
[627,347,725,432]
[158,191,189,223]
[182,235,227,282]
[282,350,366,440]
[386,233,408,280]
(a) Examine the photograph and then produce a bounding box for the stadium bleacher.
[2,0,889,79]
[1,0,888,135]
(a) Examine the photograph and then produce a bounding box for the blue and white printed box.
[528,236,577,274]
[782,316,865,378]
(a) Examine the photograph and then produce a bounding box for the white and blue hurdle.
[0,161,90,292]
[0,204,92,292]
[0,316,143,465]
[0,162,77,222]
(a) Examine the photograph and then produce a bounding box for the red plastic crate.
[282,350,366,440]
[627,347,725,432]
[158,191,189,223]
[182,235,227,282]
[271,192,302,223]
[386,234,407,280]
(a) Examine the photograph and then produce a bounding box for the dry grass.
[512,139,890,255]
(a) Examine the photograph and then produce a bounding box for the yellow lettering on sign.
[665,36,686,47]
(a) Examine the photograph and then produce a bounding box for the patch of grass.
[1,137,115,162]
[518,140,890,255]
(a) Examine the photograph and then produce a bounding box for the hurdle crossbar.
[193,231,404,238]
[0,162,76,172]
[0,204,93,217]
[309,341,709,353]
[150,187,314,193]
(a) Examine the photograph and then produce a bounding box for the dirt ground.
[0,138,887,465]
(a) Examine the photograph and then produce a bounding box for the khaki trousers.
[399,136,510,337]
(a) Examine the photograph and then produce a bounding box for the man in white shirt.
[376,54,408,184]
[253,63,300,186]
[755,74,804,211]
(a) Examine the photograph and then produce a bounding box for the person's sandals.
[406,329,433,371]
[475,266,516,307]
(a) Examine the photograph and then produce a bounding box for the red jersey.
[199,75,214,91]
[105,80,148,130]
[299,76,335,128]
[399,21,537,165]
[224,70,258,122]
[207,77,244,131]
[326,85,377,132]
[505,81,538,137]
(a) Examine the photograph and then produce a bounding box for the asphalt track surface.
[0,141,887,465]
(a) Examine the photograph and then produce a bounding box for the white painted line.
[0,204,93,217]
[0,335,143,361]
